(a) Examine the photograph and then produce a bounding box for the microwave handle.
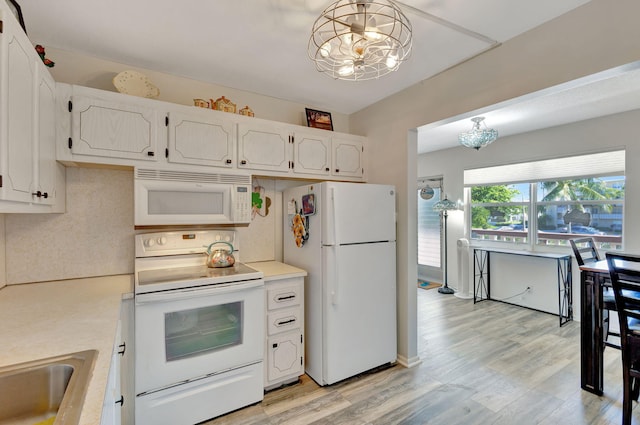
[135,279,264,304]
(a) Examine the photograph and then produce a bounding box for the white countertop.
[245,261,307,281]
[0,274,133,425]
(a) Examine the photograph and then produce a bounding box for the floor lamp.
[433,195,457,294]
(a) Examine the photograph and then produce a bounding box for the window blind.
[464,150,625,186]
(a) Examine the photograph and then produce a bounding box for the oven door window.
[164,301,243,361]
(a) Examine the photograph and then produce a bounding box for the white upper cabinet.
[56,84,366,181]
[35,66,57,205]
[237,121,291,173]
[0,3,64,211]
[332,136,365,179]
[292,131,331,177]
[167,110,235,168]
[2,14,35,203]
[70,87,159,162]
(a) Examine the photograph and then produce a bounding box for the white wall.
[350,0,640,366]
[45,47,351,134]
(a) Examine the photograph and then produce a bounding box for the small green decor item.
[252,191,263,210]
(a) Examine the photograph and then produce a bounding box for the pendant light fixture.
[308,0,412,81]
[458,117,498,150]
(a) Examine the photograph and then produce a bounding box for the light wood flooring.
[204,288,637,425]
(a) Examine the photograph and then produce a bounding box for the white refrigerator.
[283,182,397,386]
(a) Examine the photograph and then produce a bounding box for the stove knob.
[158,236,168,245]
[144,238,155,247]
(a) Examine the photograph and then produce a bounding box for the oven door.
[135,279,264,394]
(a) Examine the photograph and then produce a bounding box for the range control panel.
[135,230,237,258]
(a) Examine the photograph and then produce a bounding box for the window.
[418,181,442,267]
[470,183,530,244]
[536,177,624,249]
[465,151,625,249]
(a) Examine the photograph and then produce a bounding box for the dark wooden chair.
[571,237,620,349]
[606,252,640,425]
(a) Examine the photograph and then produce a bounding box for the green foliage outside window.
[471,185,523,229]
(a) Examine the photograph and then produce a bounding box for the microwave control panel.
[235,185,252,223]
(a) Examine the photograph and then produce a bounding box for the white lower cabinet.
[101,296,134,425]
[264,276,304,390]
[267,330,303,383]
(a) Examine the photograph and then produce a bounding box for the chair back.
[570,237,601,266]
[606,253,640,340]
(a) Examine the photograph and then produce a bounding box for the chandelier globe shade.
[308,0,412,81]
[458,117,499,150]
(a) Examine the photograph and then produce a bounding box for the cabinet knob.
[147,151,155,157]
[32,191,42,198]
[226,159,232,164]
[335,169,340,173]
[241,160,247,165]
[325,167,330,172]
[115,395,124,406]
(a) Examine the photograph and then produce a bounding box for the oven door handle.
[135,279,264,304]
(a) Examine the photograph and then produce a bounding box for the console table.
[473,248,573,327]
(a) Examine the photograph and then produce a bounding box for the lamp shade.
[433,197,457,212]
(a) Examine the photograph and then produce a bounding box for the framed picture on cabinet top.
[305,108,333,131]
[7,0,27,34]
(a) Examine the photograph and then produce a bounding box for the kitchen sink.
[0,349,97,425]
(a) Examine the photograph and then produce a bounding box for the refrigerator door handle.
[331,187,339,305]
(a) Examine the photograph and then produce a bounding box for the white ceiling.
[17,0,592,115]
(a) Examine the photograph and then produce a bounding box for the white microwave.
[134,169,252,226]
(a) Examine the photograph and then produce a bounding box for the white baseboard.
[396,354,422,368]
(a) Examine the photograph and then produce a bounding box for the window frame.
[468,178,624,251]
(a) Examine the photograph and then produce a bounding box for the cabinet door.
[1,17,35,203]
[292,131,331,176]
[119,298,134,425]
[34,65,57,205]
[168,111,235,168]
[332,136,364,179]
[237,122,291,173]
[267,331,303,382]
[71,95,158,162]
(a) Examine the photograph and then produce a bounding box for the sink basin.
[0,350,97,425]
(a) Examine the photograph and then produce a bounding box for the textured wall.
[3,167,281,285]
[5,168,134,284]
